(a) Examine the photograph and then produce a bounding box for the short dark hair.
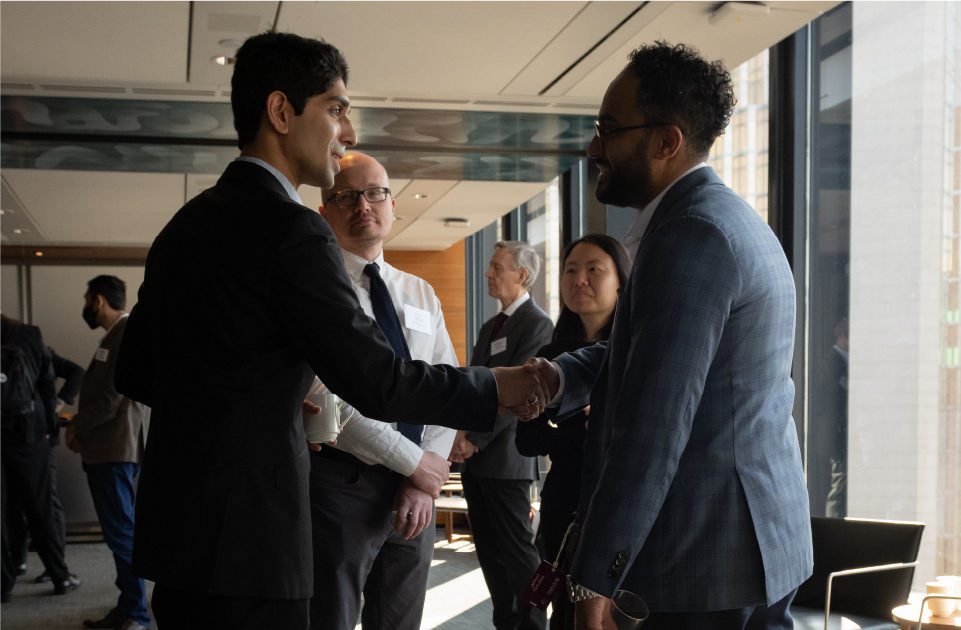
[87,275,126,311]
[553,234,631,344]
[231,32,349,150]
[626,41,735,157]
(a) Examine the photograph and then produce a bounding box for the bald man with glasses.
[307,153,459,630]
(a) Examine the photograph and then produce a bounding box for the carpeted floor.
[0,531,494,629]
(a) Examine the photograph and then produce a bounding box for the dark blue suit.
[554,167,812,614]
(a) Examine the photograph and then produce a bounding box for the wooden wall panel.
[385,241,467,366]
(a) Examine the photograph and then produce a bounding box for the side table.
[893,602,961,630]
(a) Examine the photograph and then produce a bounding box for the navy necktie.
[364,263,422,445]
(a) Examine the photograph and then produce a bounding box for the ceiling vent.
[443,218,470,228]
[393,97,471,105]
[132,87,218,97]
[474,100,548,108]
[207,13,263,33]
[40,84,126,94]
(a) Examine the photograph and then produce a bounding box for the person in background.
[514,234,629,630]
[1,314,80,603]
[66,275,151,630]
[450,241,553,630]
[308,153,458,630]
[9,346,84,583]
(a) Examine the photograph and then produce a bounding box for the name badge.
[490,337,507,356]
[523,560,564,611]
[95,348,109,362]
[403,304,432,335]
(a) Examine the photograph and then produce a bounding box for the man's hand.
[408,450,450,499]
[303,399,334,451]
[523,357,560,399]
[64,423,81,453]
[392,478,434,540]
[575,596,615,630]
[491,365,549,418]
[447,430,478,463]
[55,401,64,414]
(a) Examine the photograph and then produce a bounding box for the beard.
[594,138,654,209]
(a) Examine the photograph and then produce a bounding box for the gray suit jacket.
[554,167,812,611]
[466,298,553,480]
[73,316,150,465]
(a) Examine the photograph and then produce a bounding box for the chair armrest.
[823,561,919,630]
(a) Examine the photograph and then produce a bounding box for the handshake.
[490,357,560,421]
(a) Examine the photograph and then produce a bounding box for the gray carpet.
[1,531,495,629]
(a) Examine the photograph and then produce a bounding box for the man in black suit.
[451,241,553,630]
[114,32,547,630]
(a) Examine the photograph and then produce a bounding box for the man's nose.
[587,134,602,159]
[341,115,358,147]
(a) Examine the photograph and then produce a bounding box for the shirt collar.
[340,248,386,285]
[622,162,707,258]
[502,292,530,317]
[101,312,128,340]
[234,157,304,206]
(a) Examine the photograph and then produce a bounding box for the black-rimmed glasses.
[594,120,667,149]
[325,187,391,207]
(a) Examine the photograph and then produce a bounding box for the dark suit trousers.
[152,583,308,629]
[9,444,66,568]
[1,438,69,593]
[643,588,797,630]
[309,454,435,630]
[462,467,546,630]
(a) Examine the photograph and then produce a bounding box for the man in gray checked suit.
[525,43,812,629]
[451,241,553,630]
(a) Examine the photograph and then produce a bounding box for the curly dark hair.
[626,41,735,157]
[231,32,349,150]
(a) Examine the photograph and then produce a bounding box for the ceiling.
[0,0,839,252]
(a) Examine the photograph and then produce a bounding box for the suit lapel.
[497,299,533,341]
[637,166,724,253]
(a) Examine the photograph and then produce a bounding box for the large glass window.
[804,1,961,584]
[525,177,562,322]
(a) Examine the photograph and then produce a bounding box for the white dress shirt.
[500,292,530,317]
[308,249,458,476]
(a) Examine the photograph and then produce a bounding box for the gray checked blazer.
[465,298,553,480]
[553,167,812,611]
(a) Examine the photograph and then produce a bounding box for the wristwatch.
[566,576,601,603]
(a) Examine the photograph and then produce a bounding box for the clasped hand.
[490,358,559,420]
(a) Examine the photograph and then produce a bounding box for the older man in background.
[453,241,553,630]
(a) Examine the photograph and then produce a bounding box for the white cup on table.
[926,581,955,617]
[935,576,961,611]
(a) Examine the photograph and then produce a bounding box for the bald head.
[319,152,396,261]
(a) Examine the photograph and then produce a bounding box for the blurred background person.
[450,240,553,630]
[515,234,629,630]
[1,314,80,602]
[8,345,84,583]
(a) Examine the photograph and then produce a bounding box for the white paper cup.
[935,576,961,611]
[926,581,955,617]
[303,393,341,443]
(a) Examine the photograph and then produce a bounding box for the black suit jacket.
[1,319,57,444]
[464,298,552,480]
[115,161,497,599]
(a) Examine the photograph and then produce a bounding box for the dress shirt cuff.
[548,361,566,407]
[381,438,424,478]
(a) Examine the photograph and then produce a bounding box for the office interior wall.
[1,264,22,320]
[385,241,468,366]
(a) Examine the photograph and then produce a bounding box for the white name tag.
[403,304,432,335]
[95,348,109,362]
[490,337,508,356]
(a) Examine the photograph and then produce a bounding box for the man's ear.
[518,268,529,288]
[652,125,684,161]
[264,91,293,136]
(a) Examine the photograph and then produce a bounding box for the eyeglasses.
[593,120,667,149]
[324,187,391,207]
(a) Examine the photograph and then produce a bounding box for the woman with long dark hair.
[515,234,630,629]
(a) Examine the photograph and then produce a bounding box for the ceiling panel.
[277,1,587,95]
[188,2,279,86]
[0,1,190,84]
[564,1,838,99]
[2,169,185,246]
[387,180,546,250]
[384,179,458,244]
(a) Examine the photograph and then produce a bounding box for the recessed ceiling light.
[395,215,406,221]
[444,218,470,228]
[218,39,243,49]
[34,251,43,257]
[13,229,21,234]
[413,194,429,199]
[0,209,6,215]
[212,56,236,66]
